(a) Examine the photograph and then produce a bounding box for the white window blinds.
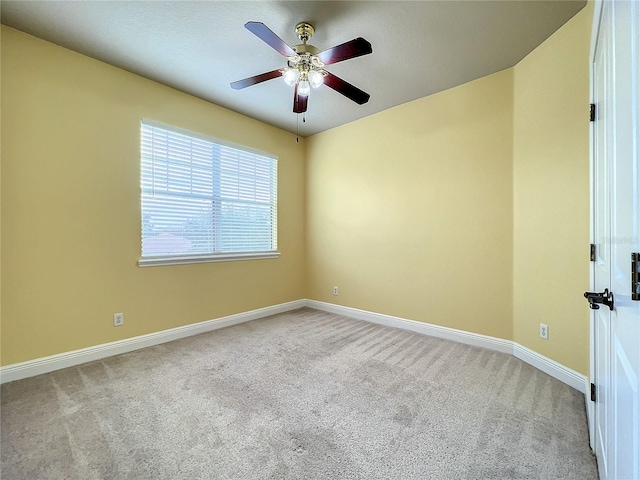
[140,121,277,263]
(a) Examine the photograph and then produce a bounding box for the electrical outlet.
[540,323,548,340]
[333,286,339,296]
[114,313,124,327]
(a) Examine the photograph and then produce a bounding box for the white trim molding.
[306,300,588,397]
[305,300,513,354]
[0,299,305,385]
[138,251,280,268]
[512,343,587,393]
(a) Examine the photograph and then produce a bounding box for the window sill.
[138,251,280,267]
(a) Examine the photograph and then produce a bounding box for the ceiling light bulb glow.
[308,70,323,89]
[283,68,300,86]
[298,80,311,97]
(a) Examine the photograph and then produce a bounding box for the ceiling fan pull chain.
[296,113,299,143]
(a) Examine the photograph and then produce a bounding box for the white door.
[590,1,640,479]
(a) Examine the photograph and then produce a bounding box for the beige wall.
[306,70,515,340]
[513,5,592,374]
[1,27,306,365]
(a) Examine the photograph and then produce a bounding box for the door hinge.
[632,253,640,301]
[590,103,596,122]
[590,243,596,262]
[591,382,596,402]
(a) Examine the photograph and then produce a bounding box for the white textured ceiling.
[1,1,586,137]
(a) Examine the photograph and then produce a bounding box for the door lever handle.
[584,288,614,310]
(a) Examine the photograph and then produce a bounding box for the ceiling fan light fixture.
[298,80,311,97]
[283,67,300,86]
[308,69,323,89]
[231,21,373,115]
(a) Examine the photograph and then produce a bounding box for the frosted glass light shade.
[283,68,300,86]
[308,70,323,89]
[298,80,311,96]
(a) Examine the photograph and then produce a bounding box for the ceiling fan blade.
[316,37,372,65]
[293,84,308,113]
[230,69,282,90]
[323,72,370,105]
[245,22,297,57]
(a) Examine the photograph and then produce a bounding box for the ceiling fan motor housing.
[293,44,319,55]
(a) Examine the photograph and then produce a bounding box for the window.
[139,121,278,267]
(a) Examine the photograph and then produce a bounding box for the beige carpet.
[1,308,597,479]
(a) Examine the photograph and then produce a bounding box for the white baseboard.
[0,299,306,385]
[1,298,588,400]
[305,300,513,354]
[305,299,588,397]
[512,343,587,394]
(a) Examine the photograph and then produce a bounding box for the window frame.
[138,119,280,268]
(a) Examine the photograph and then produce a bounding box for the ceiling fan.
[230,21,373,114]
